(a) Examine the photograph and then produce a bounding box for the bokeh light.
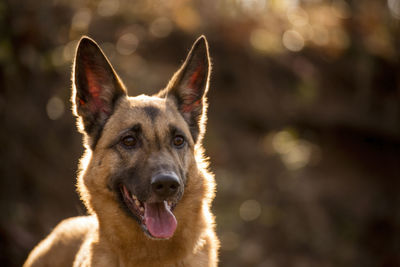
[71,8,92,32]
[238,0,267,15]
[239,200,262,221]
[150,17,173,38]
[116,33,139,56]
[287,7,309,27]
[97,0,120,17]
[282,30,304,52]
[388,0,400,18]
[271,130,317,170]
[330,0,351,19]
[46,96,65,120]
[250,28,282,54]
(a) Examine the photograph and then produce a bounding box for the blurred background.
[1,0,399,266]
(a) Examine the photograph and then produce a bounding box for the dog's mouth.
[120,185,177,239]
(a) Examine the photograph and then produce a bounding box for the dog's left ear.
[162,36,211,143]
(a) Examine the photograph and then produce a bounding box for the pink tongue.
[144,201,177,239]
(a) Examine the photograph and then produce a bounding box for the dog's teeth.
[139,207,144,213]
[131,194,137,200]
[134,199,140,207]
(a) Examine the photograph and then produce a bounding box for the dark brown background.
[1,0,399,266]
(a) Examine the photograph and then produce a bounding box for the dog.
[23,35,219,267]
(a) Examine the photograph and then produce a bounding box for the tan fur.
[24,37,219,267]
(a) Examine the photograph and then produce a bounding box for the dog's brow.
[129,123,142,133]
[169,124,185,138]
[107,123,142,148]
[142,106,160,122]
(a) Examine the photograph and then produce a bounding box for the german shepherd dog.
[24,36,219,267]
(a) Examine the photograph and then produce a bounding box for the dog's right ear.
[72,36,127,148]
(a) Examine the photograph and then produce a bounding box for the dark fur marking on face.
[143,106,160,123]
[169,97,200,143]
[154,134,161,150]
[106,123,142,149]
[169,124,186,140]
[85,95,125,150]
[86,117,103,150]
[108,165,145,223]
[108,164,150,202]
[189,124,200,144]
[130,123,142,133]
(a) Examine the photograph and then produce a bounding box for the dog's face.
[72,37,210,240]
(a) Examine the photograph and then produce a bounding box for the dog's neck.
[94,205,207,266]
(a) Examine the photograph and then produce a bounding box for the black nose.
[151,174,180,199]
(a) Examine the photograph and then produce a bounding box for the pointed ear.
[72,36,127,148]
[162,36,211,143]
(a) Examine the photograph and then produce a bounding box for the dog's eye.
[173,135,185,148]
[121,135,137,148]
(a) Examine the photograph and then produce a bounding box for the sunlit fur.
[24,37,219,267]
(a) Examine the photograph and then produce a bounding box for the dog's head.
[72,36,211,240]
